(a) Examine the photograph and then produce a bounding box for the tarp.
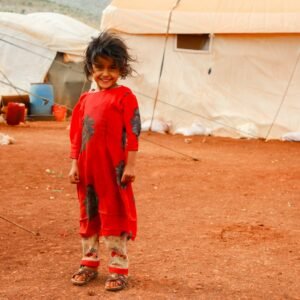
[0,12,98,96]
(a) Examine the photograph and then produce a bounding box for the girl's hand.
[121,151,137,184]
[69,159,80,184]
[121,165,136,184]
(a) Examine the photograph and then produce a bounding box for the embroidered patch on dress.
[81,115,95,153]
[131,108,141,137]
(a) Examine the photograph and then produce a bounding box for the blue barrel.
[29,83,54,115]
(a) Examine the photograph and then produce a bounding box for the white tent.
[0,12,99,100]
[101,0,300,139]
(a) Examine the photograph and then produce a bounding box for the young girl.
[68,31,141,292]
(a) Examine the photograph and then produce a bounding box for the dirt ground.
[0,121,299,300]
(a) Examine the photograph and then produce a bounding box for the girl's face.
[91,56,120,90]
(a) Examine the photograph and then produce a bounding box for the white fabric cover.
[0,12,99,96]
[281,132,300,142]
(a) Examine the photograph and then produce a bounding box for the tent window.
[176,34,211,52]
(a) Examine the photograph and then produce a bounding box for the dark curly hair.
[84,31,135,79]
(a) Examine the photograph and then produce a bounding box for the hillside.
[0,0,111,28]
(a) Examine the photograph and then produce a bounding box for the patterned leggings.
[80,235,129,275]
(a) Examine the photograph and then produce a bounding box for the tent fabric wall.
[101,1,300,139]
[118,33,300,139]
[157,34,300,139]
[0,25,56,96]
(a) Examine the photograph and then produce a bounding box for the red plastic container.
[52,104,67,121]
[6,102,25,125]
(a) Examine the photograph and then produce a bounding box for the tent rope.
[0,79,73,112]
[0,69,21,96]
[0,35,84,74]
[140,136,200,161]
[0,28,85,58]
[149,0,182,130]
[134,90,259,139]
[0,215,40,236]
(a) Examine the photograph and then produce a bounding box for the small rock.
[87,290,96,296]
[184,138,192,144]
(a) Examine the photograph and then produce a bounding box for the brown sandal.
[71,267,98,286]
[105,273,128,291]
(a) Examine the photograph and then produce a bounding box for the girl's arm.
[69,94,86,184]
[69,96,84,159]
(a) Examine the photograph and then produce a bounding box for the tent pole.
[149,0,181,131]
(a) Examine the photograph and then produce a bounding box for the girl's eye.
[110,65,117,70]
[93,65,103,71]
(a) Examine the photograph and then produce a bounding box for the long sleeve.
[69,93,86,159]
[122,92,141,151]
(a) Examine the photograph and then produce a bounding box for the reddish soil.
[0,121,299,299]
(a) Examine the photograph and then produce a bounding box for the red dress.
[70,86,141,240]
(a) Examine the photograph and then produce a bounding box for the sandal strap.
[106,273,127,285]
[71,266,98,286]
[72,267,98,277]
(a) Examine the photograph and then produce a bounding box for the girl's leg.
[81,234,100,268]
[72,183,100,285]
[71,235,100,285]
[104,235,129,274]
[78,182,100,267]
[103,235,129,291]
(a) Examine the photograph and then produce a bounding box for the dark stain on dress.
[84,185,98,220]
[115,160,127,189]
[121,127,127,149]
